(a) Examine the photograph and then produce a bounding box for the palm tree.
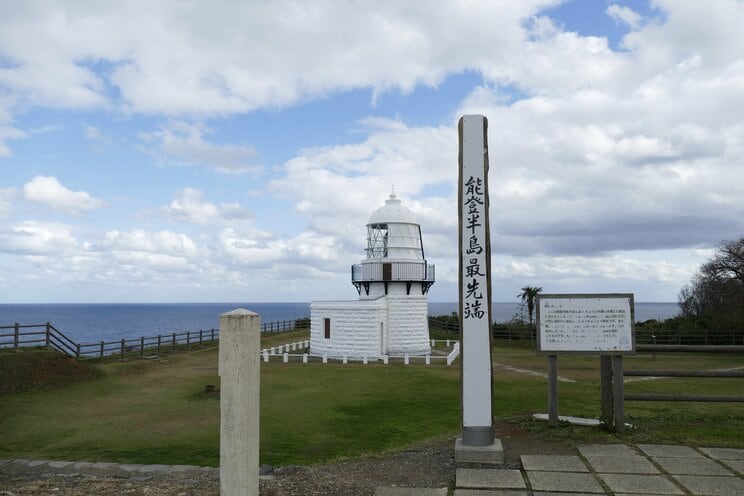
[518,286,543,326]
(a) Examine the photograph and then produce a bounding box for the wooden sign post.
[457,115,500,460]
[536,293,635,432]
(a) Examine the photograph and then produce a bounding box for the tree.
[678,238,744,330]
[518,286,543,326]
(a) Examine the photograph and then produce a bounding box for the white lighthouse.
[310,192,435,358]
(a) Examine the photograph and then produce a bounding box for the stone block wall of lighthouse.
[310,299,386,357]
[359,281,431,355]
[385,294,430,355]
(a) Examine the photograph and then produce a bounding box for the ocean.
[0,301,680,344]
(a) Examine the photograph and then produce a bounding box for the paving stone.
[578,444,637,457]
[583,455,659,474]
[169,464,202,472]
[699,447,744,461]
[639,444,704,458]
[27,460,50,468]
[1,460,31,475]
[456,468,526,489]
[72,462,93,470]
[598,474,683,495]
[117,464,144,474]
[521,455,588,472]
[533,493,609,496]
[373,488,448,496]
[654,457,733,476]
[42,460,77,473]
[721,459,744,475]
[137,464,171,473]
[453,491,528,496]
[674,475,744,496]
[527,471,605,493]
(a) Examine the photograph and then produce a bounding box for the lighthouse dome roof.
[368,192,418,225]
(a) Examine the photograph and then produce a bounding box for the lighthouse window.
[324,318,331,339]
[366,223,388,259]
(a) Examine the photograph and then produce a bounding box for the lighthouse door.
[382,263,392,281]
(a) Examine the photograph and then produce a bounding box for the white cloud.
[101,229,198,257]
[0,221,78,255]
[140,121,259,174]
[0,125,26,157]
[607,4,643,30]
[0,1,555,116]
[163,188,252,224]
[83,125,111,152]
[272,118,454,245]
[22,175,105,214]
[98,229,201,273]
[0,187,17,216]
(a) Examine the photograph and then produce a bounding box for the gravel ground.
[0,422,572,496]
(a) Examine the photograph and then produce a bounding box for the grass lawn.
[1,336,742,467]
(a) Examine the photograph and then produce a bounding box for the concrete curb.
[0,459,218,478]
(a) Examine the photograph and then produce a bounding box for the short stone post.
[219,309,260,496]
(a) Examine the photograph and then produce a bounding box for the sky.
[1,0,743,304]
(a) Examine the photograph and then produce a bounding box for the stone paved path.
[448,443,744,496]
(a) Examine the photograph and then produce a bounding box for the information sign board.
[536,293,635,354]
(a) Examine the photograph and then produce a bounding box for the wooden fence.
[0,318,310,360]
[625,344,744,403]
[427,317,744,345]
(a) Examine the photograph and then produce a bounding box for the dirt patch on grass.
[0,348,102,394]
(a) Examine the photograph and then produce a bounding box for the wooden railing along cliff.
[0,319,310,360]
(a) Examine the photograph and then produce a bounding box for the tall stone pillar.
[456,114,503,464]
[219,309,260,496]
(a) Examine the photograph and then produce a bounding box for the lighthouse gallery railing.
[351,261,435,282]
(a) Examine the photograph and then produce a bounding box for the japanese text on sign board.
[463,175,486,320]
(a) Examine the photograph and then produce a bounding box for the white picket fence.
[259,339,461,366]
